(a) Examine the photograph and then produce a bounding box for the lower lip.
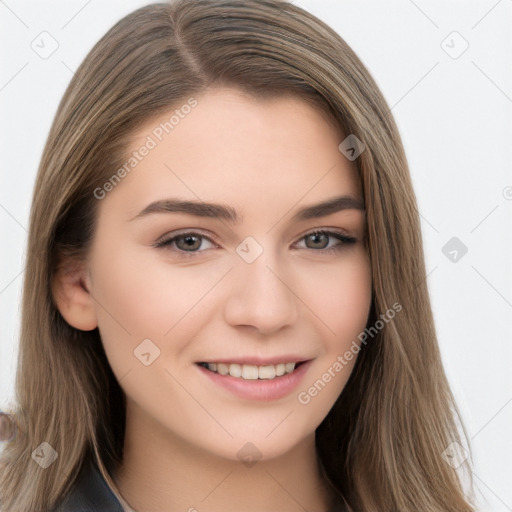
[196,360,313,401]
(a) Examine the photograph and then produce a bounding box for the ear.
[52,258,98,331]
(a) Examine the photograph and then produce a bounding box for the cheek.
[88,243,230,368]
[294,255,371,415]
[299,252,372,342]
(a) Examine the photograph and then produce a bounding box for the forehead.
[101,87,362,222]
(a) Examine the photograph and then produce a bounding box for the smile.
[197,361,304,380]
[196,359,312,401]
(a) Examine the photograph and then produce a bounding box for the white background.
[1,1,511,510]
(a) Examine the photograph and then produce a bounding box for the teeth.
[241,365,259,380]
[217,363,229,376]
[284,362,295,373]
[229,363,242,378]
[258,365,275,379]
[204,361,298,380]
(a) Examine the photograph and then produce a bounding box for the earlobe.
[52,260,98,331]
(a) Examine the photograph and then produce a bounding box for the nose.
[223,249,299,335]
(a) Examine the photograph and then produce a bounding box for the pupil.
[180,235,200,250]
[308,233,327,249]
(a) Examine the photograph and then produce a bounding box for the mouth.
[196,360,308,380]
[195,358,313,401]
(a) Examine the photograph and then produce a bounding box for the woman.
[0,1,476,510]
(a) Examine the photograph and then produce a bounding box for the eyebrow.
[130,195,364,224]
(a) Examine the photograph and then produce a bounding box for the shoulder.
[49,458,124,512]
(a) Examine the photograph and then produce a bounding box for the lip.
[196,355,309,366]
[196,359,313,401]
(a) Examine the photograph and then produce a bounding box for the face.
[82,88,372,462]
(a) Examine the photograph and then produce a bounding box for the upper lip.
[197,356,312,366]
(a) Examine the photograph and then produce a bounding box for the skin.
[54,88,372,512]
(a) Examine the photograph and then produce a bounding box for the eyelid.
[291,228,357,251]
[153,227,357,256]
[293,225,353,241]
[153,228,220,247]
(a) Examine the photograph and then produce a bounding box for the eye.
[153,231,217,256]
[294,229,357,253]
[154,229,357,258]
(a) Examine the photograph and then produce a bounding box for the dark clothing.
[49,459,124,512]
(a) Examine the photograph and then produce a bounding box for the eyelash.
[153,229,357,258]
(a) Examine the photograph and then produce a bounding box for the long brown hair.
[0,1,476,510]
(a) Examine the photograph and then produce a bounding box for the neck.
[112,401,335,512]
